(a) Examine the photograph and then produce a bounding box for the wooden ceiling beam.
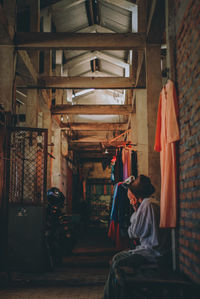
[69,136,130,143]
[52,104,134,115]
[69,140,130,149]
[14,32,146,50]
[17,76,137,89]
[60,122,128,130]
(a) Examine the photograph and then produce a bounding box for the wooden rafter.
[17,76,137,89]
[18,50,38,83]
[60,122,129,131]
[14,32,146,50]
[52,104,134,115]
[68,136,131,143]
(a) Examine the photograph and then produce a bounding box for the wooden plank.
[18,76,137,89]
[18,50,38,82]
[42,76,135,89]
[60,122,129,130]
[137,0,147,33]
[131,50,138,84]
[95,51,129,69]
[136,50,144,86]
[41,89,51,108]
[66,52,95,69]
[102,0,136,12]
[165,0,176,82]
[0,4,9,40]
[52,104,134,115]
[14,32,146,50]
[147,0,157,35]
[69,140,129,148]
[147,0,165,43]
[69,136,130,143]
[69,136,110,143]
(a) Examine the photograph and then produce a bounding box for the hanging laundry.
[114,148,123,183]
[154,80,180,228]
[131,150,138,178]
[122,149,132,180]
[108,182,131,250]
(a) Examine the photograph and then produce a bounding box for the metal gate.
[9,128,48,204]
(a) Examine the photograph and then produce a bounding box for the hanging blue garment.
[108,182,131,249]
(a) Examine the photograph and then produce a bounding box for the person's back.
[103,175,167,299]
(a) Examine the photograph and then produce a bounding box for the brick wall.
[174,0,200,283]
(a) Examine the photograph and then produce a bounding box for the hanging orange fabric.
[154,80,180,228]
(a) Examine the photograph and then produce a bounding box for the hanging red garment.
[154,80,180,228]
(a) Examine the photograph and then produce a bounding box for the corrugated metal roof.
[40,0,137,151]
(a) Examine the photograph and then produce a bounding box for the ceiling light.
[61,115,64,122]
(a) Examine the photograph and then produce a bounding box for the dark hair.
[127,175,155,199]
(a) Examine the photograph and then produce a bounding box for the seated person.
[103,174,164,299]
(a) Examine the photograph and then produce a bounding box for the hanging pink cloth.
[122,149,131,180]
[154,80,180,228]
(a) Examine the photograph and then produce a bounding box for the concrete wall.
[81,161,111,179]
[0,47,15,112]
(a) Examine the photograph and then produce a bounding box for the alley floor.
[0,285,104,298]
[0,225,116,299]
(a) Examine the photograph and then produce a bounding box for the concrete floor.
[0,285,104,299]
[0,226,114,299]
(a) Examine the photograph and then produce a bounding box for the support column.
[0,47,15,112]
[26,0,40,128]
[41,8,52,189]
[146,44,162,197]
[135,89,148,176]
[0,0,16,112]
[51,122,62,189]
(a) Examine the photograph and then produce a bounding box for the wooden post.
[145,44,162,198]
[135,89,148,176]
[40,8,53,189]
[0,1,16,112]
[26,0,40,127]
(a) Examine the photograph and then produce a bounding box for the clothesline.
[108,129,131,144]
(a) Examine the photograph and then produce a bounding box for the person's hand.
[133,200,140,211]
[128,189,140,211]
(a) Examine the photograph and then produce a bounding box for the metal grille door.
[9,128,47,204]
